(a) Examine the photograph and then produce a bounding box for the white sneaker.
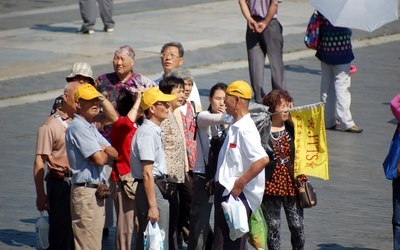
[77,28,94,34]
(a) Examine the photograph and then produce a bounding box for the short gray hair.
[168,68,194,83]
[114,45,135,61]
[160,42,184,57]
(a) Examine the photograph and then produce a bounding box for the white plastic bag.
[221,195,249,241]
[144,221,165,250]
[35,211,49,249]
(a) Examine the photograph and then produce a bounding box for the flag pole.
[270,102,324,115]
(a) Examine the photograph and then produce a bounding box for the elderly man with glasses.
[155,42,202,107]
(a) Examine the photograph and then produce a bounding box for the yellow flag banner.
[291,103,329,180]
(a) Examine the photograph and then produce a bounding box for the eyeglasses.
[160,53,180,59]
[154,102,170,109]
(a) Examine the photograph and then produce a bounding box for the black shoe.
[345,125,363,133]
[76,28,94,34]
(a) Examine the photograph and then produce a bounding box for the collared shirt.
[215,113,268,211]
[130,119,167,179]
[35,110,71,172]
[246,0,281,19]
[66,114,110,184]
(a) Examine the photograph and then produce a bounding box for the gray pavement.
[0,0,400,249]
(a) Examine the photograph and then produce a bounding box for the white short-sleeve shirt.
[215,113,268,211]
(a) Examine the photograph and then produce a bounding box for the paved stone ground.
[0,0,399,249]
[1,40,400,249]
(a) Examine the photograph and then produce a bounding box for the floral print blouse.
[95,71,156,140]
[160,112,186,183]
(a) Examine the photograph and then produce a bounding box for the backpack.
[248,102,271,151]
[304,11,321,50]
[383,125,400,180]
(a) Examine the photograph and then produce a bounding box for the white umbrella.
[309,0,399,32]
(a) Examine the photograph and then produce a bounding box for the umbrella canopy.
[309,0,399,32]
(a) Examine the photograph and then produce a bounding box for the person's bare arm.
[93,96,118,126]
[257,1,279,33]
[142,161,159,223]
[90,145,118,166]
[33,154,48,211]
[126,87,144,122]
[238,0,258,32]
[230,156,270,198]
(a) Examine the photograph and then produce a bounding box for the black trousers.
[169,173,193,249]
[46,177,74,250]
[213,182,251,250]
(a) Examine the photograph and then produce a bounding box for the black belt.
[75,182,99,188]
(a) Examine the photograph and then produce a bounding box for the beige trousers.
[71,185,105,250]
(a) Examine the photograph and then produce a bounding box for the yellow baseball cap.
[226,80,252,100]
[141,87,177,110]
[75,83,102,100]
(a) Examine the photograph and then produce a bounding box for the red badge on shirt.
[229,143,237,148]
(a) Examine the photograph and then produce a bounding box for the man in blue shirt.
[66,83,118,250]
[130,87,177,250]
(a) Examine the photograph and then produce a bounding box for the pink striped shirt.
[246,0,281,19]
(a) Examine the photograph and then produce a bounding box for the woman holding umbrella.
[316,13,363,133]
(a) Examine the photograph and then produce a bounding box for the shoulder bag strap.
[282,155,301,188]
[190,101,198,140]
[54,114,69,129]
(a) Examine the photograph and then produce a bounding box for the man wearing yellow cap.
[130,87,177,250]
[213,80,270,249]
[65,84,118,250]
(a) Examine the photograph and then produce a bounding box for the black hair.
[209,82,228,98]
[208,82,228,112]
[115,88,137,116]
[159,76,184,94]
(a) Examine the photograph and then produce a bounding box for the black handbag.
[154,176,177,200]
